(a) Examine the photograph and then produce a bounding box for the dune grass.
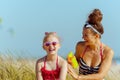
[0,55,36,80]
[0,55,120,80]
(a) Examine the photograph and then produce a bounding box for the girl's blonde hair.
[43,32,61,44]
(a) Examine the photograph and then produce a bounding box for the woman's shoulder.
[102,43,114,56]
[77,41,85,45]
[76,41,86,48]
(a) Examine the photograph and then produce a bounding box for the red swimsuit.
[41,56,60,80]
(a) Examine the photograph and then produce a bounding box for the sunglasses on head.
[44,41,58,47]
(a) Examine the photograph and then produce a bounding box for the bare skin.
[36,55,67,80]
[68,29,114,80]
[36,34,67,80]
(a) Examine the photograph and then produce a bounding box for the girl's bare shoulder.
[58,56,66,62]
[36,56,46,65]
[58,56,67,67]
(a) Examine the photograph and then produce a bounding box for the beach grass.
[0,55,120,80]
[0,55,36,80]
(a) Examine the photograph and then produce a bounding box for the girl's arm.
[59,59,67,80]
[36,60,43,80]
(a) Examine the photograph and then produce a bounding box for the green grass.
[0,55,120,80]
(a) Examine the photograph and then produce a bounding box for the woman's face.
[82,28,96,44]
[43,36,60,55]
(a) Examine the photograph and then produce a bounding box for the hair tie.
[45,32,49,35]
[85,23,101,35]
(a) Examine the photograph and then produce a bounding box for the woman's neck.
[88,40,101,51]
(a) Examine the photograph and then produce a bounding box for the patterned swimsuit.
[79,44,103,75]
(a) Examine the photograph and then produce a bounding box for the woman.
[36,32,67,80]
[68,9,114,80]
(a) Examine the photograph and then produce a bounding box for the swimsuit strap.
[81,46,89,58]
[56,56,59,69]
[44,56,47,68]
[100,43,103,60]
[82,43,103,60]
[44,56,59,69]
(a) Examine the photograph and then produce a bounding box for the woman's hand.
[67,63,79,79]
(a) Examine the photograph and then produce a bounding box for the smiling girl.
[36,32,67,80]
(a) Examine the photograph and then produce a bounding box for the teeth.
[49,49,55,51]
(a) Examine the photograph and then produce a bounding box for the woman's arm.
[98,48,114,78]
[74,41,84,61]
[59,59,68,80]
[36,59,43,80]
[78,47,114,80]
[68,47,114,80]
[67,42,84,79]
[67,63,79,79]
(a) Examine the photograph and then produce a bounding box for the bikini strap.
[82,44,103,58]
[100,43,103,60]
[81,46,88,58]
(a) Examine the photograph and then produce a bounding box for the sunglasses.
[44,41,58,47]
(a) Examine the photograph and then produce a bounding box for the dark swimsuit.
[41,56,60,80]
[79,44,103,75]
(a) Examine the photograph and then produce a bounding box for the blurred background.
[0,0,120,64]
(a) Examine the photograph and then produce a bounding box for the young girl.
[68,9,114,80]
[36,32,67,80]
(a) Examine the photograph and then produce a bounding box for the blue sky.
[0,0,120,58]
